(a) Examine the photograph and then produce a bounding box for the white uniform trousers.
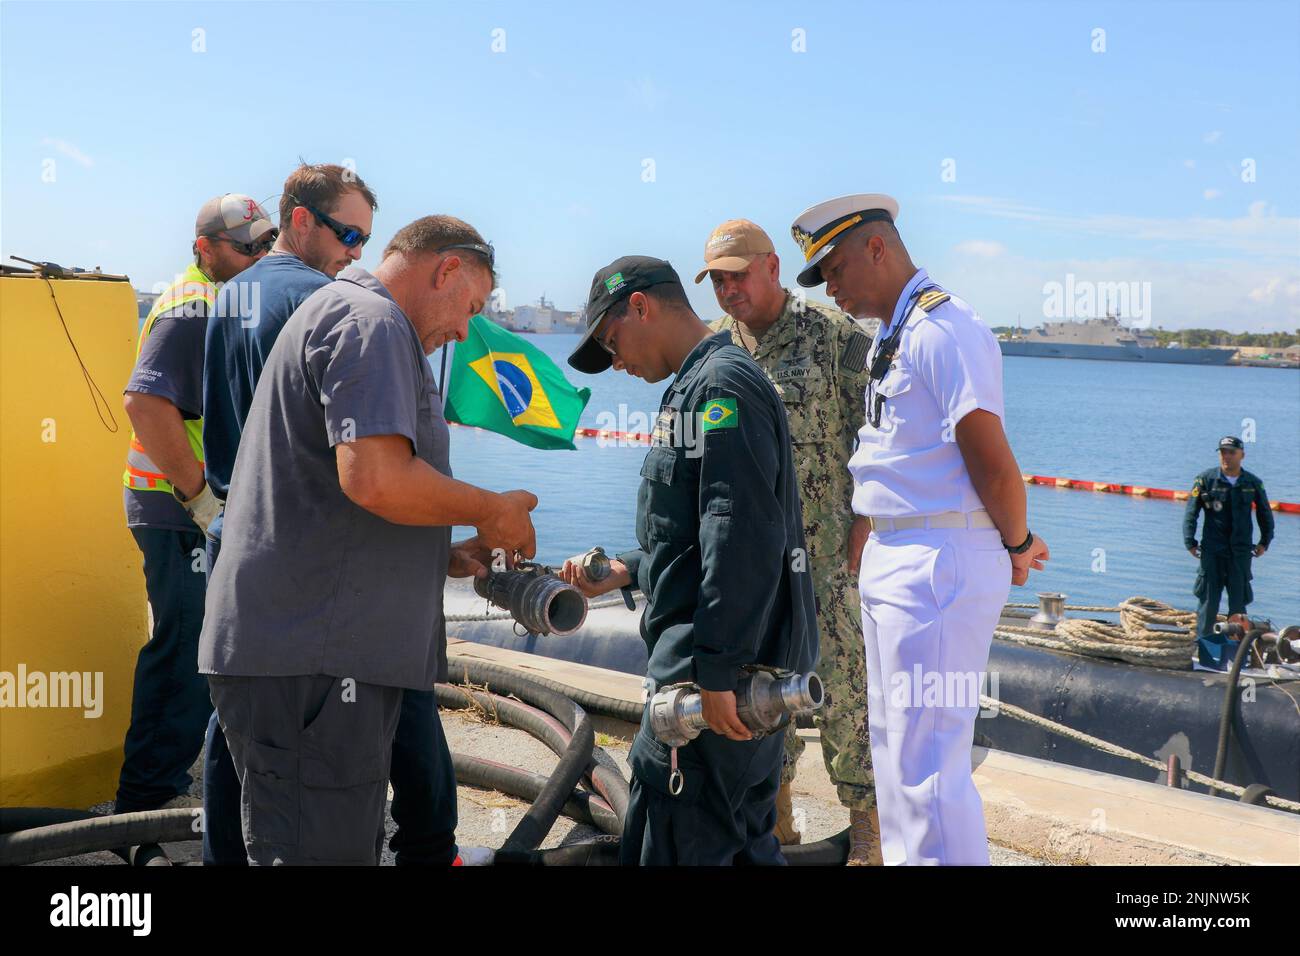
[858,525,1011,865]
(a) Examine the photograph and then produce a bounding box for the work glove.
[173,482,222,535]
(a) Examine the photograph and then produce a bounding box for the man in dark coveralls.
[1183,436,1274,648]
[561,255,818,865]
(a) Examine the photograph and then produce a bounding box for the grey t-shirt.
[198,266,452,690]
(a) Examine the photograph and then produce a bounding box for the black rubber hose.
[506,693,591,852]
[0,809,198,866]
[447,655,643,724]
[781,826,850,865]
[1,809,174,866]
[496,836,623,867]
[1209,627,1265,797]
[0,807,100,834]
[445,657,846,864]
[437,684,572,755]
[1239,783,1275,806]
[129,843,172,866]
[447,658,636,814]
[447,660,629,827]
[438,682,631,829]
[498,830,849,866]
[446,662,595,853]
[452,753,621,834]
[585,747,630,828]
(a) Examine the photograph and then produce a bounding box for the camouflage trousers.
[782,564,874,811]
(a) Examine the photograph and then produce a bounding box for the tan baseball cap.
[693,219,775,284]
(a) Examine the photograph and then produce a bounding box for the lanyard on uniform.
[865,285,933,429]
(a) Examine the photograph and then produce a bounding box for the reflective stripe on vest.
[122,262,213,495]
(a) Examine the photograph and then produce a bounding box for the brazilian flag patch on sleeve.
[701,397,738,432]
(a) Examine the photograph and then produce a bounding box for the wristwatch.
[1004,529,1034,555]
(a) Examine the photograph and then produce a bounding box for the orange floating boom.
[1022,474,1298,513]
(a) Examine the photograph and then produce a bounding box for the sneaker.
[453,846,495,866]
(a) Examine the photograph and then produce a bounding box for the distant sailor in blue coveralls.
[791,194,1051,865]
[1183,436,1273,657]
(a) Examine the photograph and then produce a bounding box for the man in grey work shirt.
[200,215,539,865]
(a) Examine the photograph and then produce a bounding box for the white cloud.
[935,194,1299,257]
[935,251,1300,333]
[1183,159,1196,169]
[40,137,93,168]
[1203,189,1221,200]
[1204,130,1223,144]
[1247,276,1300,305]
[953,240,1006,258]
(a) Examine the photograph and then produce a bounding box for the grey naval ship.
[999,314,1234,365]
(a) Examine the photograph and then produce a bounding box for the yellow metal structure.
[1,272,145,807]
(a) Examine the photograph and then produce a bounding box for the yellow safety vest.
[122,262,212,495]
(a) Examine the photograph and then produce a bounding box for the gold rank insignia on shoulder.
[841,329,871,373]
[917,289,950,312]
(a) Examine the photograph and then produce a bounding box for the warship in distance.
[999,314,1234,365]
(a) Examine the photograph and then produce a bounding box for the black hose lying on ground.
[437,681,631,826]
[447,655,643,724]
[452,753,621,834]
[0,809,197,867]
[0,807,173,866]
[446,663,595,854]
[498,835,624,866]
[0,807,100,834]
[443,657,849,865]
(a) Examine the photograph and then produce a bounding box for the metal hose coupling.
[472,548,610,636]
[1214,619,1300,664]
[474,562,586,636]
[649,666,825,748]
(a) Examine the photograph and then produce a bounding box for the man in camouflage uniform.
[696,219,880,864]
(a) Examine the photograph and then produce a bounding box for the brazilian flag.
[444,315,591,450]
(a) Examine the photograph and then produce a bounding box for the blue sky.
[4,0,1297,331]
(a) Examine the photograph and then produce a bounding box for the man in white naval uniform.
[790,194,1050,865]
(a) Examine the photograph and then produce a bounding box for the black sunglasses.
[211,230,278,257]
[288,194,370,248]
[434,242,496,273]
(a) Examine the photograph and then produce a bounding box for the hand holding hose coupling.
[559,547,631,598]
[470,545,609,636]
[649,667,825,748]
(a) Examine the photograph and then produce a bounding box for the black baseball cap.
[1218,436,1244,451]
[567,255,684,374]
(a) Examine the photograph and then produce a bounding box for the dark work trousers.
[1195,548,1253,640]
[114,527,211,812]
[201,532,459,866]
[620,708,787,866]
[208,674,402,865]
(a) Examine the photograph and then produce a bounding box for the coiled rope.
[996,596,1210,670]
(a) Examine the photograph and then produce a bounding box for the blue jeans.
[201,531,458,865]
[115,527,211,812]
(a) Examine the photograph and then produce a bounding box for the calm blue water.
[434,335,1300,624]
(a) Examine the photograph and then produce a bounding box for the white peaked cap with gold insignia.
[790,193,899,288]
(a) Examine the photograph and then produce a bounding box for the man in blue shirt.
[201,165,467,866]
